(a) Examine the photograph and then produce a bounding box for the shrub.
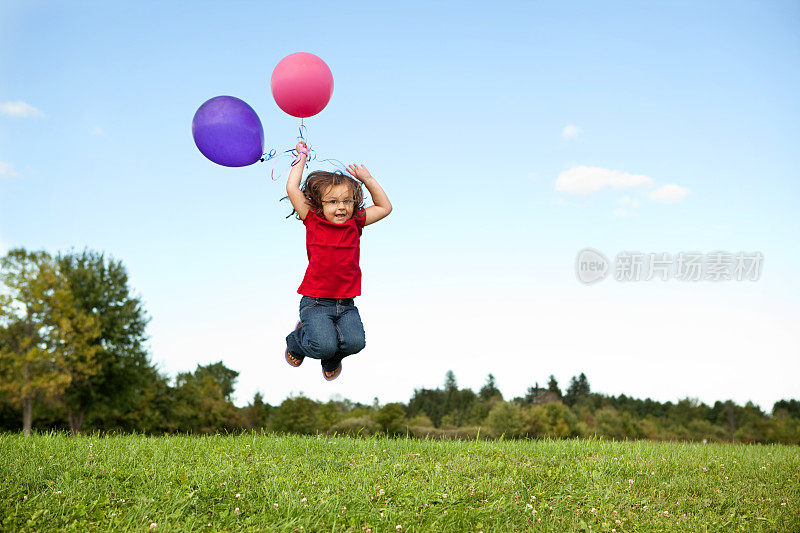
[327,416,379,437]
[374,403,408,436]
[486,402,525,439]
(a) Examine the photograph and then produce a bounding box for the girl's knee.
[304,335,338,359]
[343,334,366,354]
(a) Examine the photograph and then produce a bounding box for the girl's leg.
[324,304,366,371]
[286,298,338,361]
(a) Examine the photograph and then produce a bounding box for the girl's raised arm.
[285,142,311,220]
[346,164,392,226]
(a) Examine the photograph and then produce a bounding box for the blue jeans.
[286,296,366,372]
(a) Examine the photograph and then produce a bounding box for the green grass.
[1,432,797,532]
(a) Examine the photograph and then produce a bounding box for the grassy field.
[1,432,797,532]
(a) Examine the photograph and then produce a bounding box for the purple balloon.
[192,96,264,167]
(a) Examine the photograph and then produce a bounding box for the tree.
[407,387,446,427]
[523,382,543,405]
[242,391,272,430]
[172,363,245,433]
[772,399,800,419]
[486,401,525,438]
[523,402,578,438]
[54,248,153,433]
[118,366,177,434]
[444,370,457,392]
[564,372,591,406]
[188,361,239,401]
[270,394,319,434]
[479,374,503,402]
[374,403,408,436]
[439,371,476,427]
[315,400,341,432]
[0,248,101,435]
[547,375,562,400]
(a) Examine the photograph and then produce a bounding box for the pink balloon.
[270,52,334,118]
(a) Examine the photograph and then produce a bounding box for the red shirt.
[297,208,367,298]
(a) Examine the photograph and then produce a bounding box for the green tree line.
[2,247,799,444]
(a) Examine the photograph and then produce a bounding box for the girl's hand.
[296,141,309,155]
[346,164,373,183]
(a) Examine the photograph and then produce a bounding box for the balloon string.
[260,120,344,180]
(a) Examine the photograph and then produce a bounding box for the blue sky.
[2,1,799,411]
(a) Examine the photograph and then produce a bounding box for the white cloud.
[91,126,105,136]
[0,101,44,118]
[555,165,653,195]
[0,162,19,178]
[649,183,691,203]
[562,124,581,141]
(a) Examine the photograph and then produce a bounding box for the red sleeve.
[303,210,317,226]
[354,208,367,232]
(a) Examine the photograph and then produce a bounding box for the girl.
[284,141,392,380]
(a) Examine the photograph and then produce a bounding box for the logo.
[576,248,609,284]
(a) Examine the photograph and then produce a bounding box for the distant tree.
[175,361,239,401]
[0,248,101,435]
[766,406,800,444]
[444,370,457,392]
[438,371,476,427]
[120,367,176,433]
[546,375,562,400]
[242,391,272,429]
[772,399,800,419]
[735,401,770,444]
[724,400,736,442]
[479,374,503,402]
[523,382,543,405]
[190,361,239,401]
[270,394,319,434]
[564,372,591,406]
[172,361,244,433]
[451,388,477,426]
[669,397,703,426]
[524,402,578,438]
[54,248,153,433]
[408,387,446,427]
[374,403,408,436]
[486,401,525,438]
[315,400,342,432]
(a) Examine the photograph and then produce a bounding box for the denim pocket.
[299,297,318,314]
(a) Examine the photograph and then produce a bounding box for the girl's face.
[321,184,355,224]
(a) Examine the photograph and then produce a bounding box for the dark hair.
[282,170,366,220]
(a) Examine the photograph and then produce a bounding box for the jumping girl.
[284,141,392,380]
